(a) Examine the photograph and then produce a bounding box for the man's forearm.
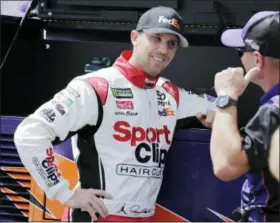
[210,107,243,168]
[269,127,279,181]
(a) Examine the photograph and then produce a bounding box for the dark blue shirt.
[240,83,280,222]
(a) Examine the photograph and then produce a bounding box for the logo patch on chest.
[158,108,175,116]
[157,90,171,106]
[111,88,133,99]
[116,101,134,109]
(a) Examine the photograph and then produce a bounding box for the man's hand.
[65,188,113,221]
[196,110,215,129]
[214,67,260,98]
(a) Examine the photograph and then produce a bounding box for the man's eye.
[168,41,178,49]
[151,36,161,42]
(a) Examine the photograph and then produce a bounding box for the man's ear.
[131,30,140,46]
[254,51,265,69]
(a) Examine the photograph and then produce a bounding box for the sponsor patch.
[157,90,171,106]
[116,164,163,178]
[113,121,171,146]
[111,88,133,99]
[40,108,56,122]
[116,101,134,109]
[113,121,169,169]
[66,86,80,98]
[115,111,138,116]
[158,108,175,116]
[54,93,74,107]
[158,16,181,30]
[55,103,66,115]
[32,148,62,187]
[157,90,166,101]
[55,87,80,107]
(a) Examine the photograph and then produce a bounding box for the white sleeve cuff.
[56,188,75,204]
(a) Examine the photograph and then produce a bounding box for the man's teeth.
[152,55,164,62]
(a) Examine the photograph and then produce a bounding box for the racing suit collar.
[260,82,280,105]
[113,50,159,89]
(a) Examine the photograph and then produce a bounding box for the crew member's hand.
[214,67,260,98]
[65,188,113,221]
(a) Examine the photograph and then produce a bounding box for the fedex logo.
[113,121,171,146]
[158,108,175,116]
[158,16,180,30]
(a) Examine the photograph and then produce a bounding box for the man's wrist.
[216,89,238,97]
[216,95,238,109]
[217,92,239,100]
[217,106,237,112]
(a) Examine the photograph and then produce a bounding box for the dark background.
[2,0,276,127]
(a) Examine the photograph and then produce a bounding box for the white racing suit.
[14,50,215,221]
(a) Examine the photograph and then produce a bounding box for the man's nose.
[158,42,168,54]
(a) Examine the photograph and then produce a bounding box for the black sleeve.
[240,104,280,171]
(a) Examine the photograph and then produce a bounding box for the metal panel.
[0,117,31,222]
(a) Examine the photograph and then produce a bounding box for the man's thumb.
[244,67,260,84]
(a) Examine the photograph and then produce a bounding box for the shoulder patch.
[162,81,179,106]
[86,77,109,105]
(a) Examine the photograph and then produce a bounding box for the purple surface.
[1,116,23,135]
[158,131,245,221]
[19,1,31,13]
[0,144,17,150]
[1,151,19,157]
[1,137,14,142]
[174,128,211,142]
[0,160,23,165]
[54,140,74,161]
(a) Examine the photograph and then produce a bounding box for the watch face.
[217,96,229,107]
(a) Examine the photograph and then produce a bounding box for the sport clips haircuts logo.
[32,148,62,187]
[113,121,171,178]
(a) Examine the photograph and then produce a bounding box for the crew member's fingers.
[244,67,260,84]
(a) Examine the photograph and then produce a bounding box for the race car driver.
[14,6,215,222]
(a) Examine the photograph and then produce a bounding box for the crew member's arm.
[210,67,262,181]
[210,104,248,181]
[14,78,99,204]
[211,103,280,181]
[269,127,279,181]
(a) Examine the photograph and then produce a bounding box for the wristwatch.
[216,95,238,108]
